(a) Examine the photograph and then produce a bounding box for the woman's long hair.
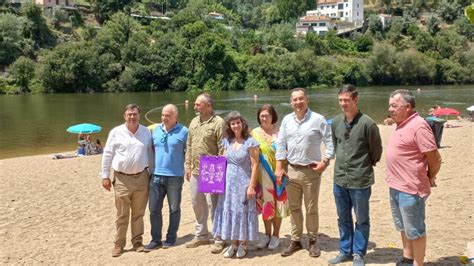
[224,111,250,140]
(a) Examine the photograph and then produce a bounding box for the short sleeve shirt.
[385,113,437,197]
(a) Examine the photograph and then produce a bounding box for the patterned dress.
[213,137,259,241]
[251,127,289,221]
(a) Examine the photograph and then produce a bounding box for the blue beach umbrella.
[67,123,102,134]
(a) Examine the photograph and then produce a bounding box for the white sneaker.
[236,243,247,258]
[223,244,237,258]
[256,235,270,249]
[267,236,280,250]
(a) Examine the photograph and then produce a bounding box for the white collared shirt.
[276,109,335,165]
[101,124,153,179]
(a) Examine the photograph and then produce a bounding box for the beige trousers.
[113,170,150,247]
[287,165,322,241]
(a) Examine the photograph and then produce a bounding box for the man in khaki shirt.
[184,93,225,253]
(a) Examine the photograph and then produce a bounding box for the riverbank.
[1,120,473,265]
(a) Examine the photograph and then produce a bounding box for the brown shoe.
[281,241,303,257]
[308,239,321,257]
[185,238,211,248]
[211,242,225,254]
[112,244,123,257]
[133,242,145,252]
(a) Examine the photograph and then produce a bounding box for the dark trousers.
[333,183,371,256]
[148,175,184,244]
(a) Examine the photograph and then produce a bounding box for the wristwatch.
[322,158,330,166]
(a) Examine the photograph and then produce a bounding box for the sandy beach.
[1,120,472,265]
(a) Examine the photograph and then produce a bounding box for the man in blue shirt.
[144,104,188,251]
[276,88,335,258]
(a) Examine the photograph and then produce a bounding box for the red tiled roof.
[317,0,337,3]
[300,15,331,22]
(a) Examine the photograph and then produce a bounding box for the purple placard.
[198,155,227,194]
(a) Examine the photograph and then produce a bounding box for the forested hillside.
[0,0,473,93]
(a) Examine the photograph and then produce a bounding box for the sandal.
[396,257,414,266]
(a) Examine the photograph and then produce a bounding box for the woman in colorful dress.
[213,111,260,258]
[251,104,289,250]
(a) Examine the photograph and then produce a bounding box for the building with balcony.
[307,0,364,24]
[35,0,76,9]
[296,15,334,36]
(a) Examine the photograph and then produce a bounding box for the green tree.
[20,3,55,48]
[0,14,31,66]
[395,50,435,84]
[94,12,141,59]
[454,16,474,41]
[367,42,399,85]
[189,32,238,90]
[37,42,106,92]
[436,0,460,23]
[263,23,302,52]
[305,32,329,55]
[385,17,404,43]
[434,29,467,58]
[415,31,435,52]
[51,6,67,29]
[380,0,391,13]
[91,0,134,24]
[324,31,356,54]
[353,33,373,53]
[434,58,468,84]
[427,16,440,36]
[276,0,315,21]
[9,56,35,92]
[367,14,383,36]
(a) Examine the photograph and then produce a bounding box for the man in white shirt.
[276,88,334,258]
[101,104,154,257]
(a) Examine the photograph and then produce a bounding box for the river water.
[1,85,473,159]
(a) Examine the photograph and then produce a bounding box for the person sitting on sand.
[95,139,103,154]
[78,133,86,145]
[76,144,86,156]
[85,135,95,155]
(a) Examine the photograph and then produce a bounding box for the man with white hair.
[145,104,188,251]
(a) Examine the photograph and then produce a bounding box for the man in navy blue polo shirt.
[145,104,188,251]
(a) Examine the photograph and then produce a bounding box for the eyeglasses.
[389,103,408,109]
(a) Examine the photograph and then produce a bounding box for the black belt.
[115,168,147,176]
[289,163,312,169]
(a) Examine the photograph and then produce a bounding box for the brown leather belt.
[289,163,312,169]
[115,168,147,176]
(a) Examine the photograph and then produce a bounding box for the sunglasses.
[344,123,352,140]
[160,128,169,144]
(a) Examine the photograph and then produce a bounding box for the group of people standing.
[100,85,441,266]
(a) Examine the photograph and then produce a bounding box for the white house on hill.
[307,0,364,24]
[35,0,76,9]
[296,15,334,36]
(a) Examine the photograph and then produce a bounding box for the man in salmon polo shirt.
[386,90,442,266]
